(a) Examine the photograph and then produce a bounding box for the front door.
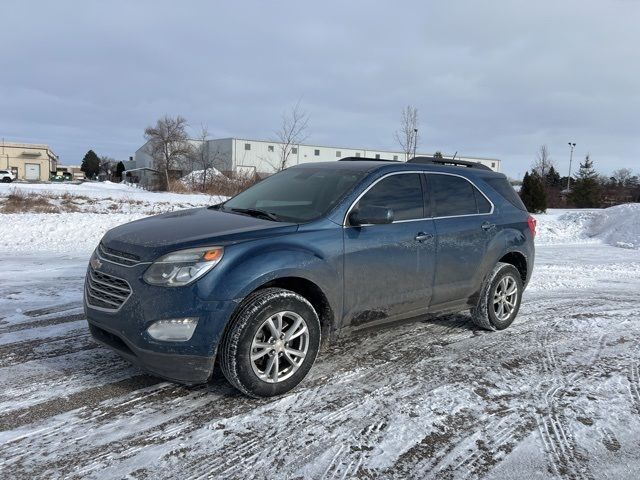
[343,172,436,328]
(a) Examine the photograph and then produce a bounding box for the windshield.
[221,167,366,223]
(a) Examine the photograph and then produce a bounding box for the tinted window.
[431,175,482,217]
[474,188,492,213]
[356,173,423,221]
[223,167,365,222]
[485,177,527,211]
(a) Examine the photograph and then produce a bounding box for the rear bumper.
[88,321,216,385]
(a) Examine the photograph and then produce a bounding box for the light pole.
[567,142,576,190]
[412,128,418,159]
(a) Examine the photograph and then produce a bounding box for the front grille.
[85,268,132,311]
[98,242,140,267]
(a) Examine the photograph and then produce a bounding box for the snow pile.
[535,204,640,249]
[586,203,640,249]
[534,209,601,245]
[180,168,224,187]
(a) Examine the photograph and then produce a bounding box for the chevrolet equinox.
[85,158,535,397]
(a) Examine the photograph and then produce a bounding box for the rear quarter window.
[430,174,490,217]
[484,177,527,211]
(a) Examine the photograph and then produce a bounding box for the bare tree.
[532,145,554,178]
[394,105,419,161]
[611,168,633,187]
[188,125,225,192]
[144,115,192,190]
[271,102,310,172]
[99,155,116,178]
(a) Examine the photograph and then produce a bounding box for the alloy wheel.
[250,311,309,383]
[493,275,518,321]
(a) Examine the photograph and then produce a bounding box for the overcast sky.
[1,0,638,179]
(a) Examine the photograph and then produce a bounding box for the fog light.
[147,318,198,342]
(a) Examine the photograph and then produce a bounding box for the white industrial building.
[129,137,501,179]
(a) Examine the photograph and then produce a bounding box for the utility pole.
[412,129,418,159]
[567,142,576,190]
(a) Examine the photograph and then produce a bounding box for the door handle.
[481,221,495,231]
[415,232,433,242]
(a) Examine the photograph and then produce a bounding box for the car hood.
[101,207,298,260]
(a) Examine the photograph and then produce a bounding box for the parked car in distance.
[85,158,535,397]
[0,170,16,183]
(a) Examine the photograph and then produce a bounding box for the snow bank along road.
[1,197,640,478]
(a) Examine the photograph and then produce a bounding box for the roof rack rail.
[338,156,397,162]
[408,156,492,171]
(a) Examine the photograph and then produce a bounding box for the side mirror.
[349,205,394,226]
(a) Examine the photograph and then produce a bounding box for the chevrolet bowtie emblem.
[90,257,103,270]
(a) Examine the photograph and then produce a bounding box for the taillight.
[527,215,537,237]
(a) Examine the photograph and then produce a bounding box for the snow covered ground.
[0,181,224,253]
[1,187,640,479]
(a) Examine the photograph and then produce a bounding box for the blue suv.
[85,158,535,397]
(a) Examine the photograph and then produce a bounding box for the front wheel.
[471,262,523,330]
[219,287,321,397]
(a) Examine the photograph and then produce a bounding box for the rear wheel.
[219,287,321,397]
[471,262,523,330]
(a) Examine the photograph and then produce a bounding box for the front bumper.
[88,321,217,384]
[84,257,239,385]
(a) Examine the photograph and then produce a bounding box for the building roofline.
[213,137,500,163]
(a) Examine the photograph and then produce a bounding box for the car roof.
[294,160,506,179]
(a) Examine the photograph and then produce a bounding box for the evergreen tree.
[115,161,125,179]
[569,155,601,208]
[545,165,561,187]
[81,150,100,179]
[519,171,547,213]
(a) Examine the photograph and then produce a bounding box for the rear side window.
[474,188,492,213]
[430,174,491,217]
[484,177,527,211]
[357,173,424,221]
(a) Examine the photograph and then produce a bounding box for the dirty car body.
[84,159,535,396]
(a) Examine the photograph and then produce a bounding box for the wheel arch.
[498,251,528,284]
[223,275,336,348]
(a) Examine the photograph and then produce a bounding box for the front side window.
[355,173,424,222]
[314,149,320,156]
[430,174,490,217]
[244,143,251,151]
[223,167,366,223]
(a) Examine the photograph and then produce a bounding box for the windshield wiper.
[229,208,282,222]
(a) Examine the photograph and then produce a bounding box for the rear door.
[428,173,496,307]
[343,172,436,328]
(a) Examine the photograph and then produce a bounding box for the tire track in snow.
[0,313,85,334]
[627,362,640,415]
[0,374,161,431]
[534,330,606,480]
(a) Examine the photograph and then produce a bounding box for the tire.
[1,178,11,183]
[471,262,523,331]
[219,287,321,398]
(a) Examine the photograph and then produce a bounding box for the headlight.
[143,246,224,287]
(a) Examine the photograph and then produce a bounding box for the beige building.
[0,141,59,181]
